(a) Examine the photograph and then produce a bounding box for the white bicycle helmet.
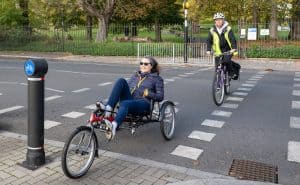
[213,12,225,20]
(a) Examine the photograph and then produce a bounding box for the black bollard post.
[22,59,48,170]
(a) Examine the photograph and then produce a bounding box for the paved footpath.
[0,131,278,185]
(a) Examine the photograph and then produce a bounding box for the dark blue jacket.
[128,71,164,103]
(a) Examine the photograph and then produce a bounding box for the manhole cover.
[228,159,278,183]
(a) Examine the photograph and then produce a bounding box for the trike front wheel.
[61,126,97,179]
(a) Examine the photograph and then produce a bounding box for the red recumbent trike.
[61,99,176,179]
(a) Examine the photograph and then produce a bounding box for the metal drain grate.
[228,159,278,183]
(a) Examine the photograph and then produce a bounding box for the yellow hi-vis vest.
[210,26,238,56]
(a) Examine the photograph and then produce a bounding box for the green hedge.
[246,45,300,59]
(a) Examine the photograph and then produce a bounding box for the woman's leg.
[106,78,133,108]
[114,99,150,126]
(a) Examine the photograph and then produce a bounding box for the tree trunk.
[269,1,277,39]
[96,17,109,42]
[86,15,93,41]
[252,1,259,28]
[154,19,162,42]
[19,0,30,32]
[289,0,300,39]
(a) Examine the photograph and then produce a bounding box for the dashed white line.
[188,131,216,142]
[45,95,62,102]
[211,110,232,117]
[245,81,257,84]
[98,82,112,86]
[293,90,300,96]
[294,78,300,82]
[288,141,300,163]
[178,74,187,77]
[0,106,24,115]
[242,84,255,87]
[201,119,225,128]
[237,87,252,91]
[166,79,175,82]
[171,145,203,160]
[221,103,239,109]
[293,84,300,87]
[72,88,90,93]
[45,88,65,93]
[44,120,62,129]
[84,104,97,110]
[292,101,300,109]
[290,117,300,129]
[185,72,194,75]
[232,92,248,96]
[227,96,244,102]
[62,111,85,118]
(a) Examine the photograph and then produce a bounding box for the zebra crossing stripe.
[171,145,203,160]
[44,120,62,129]
[288,141,300,163]
[188,131,216,142]
[227,96,244,102]
[85,104,96,110]
[211,110,232,117]
[242,84,255,87]
[221,103,239,109]
[72,88,90,93]
[232,92,248,96]
[290,117,300,129]
[201,119,225,128]
[293,90,300,96]
[293,84,300,87]
[237,87,252,91]
[292,101,300,109]
[245,81,257,84]
[98,82,112,86]
[0,106,24,115]
[294,78,300,82]
[45,95,62,102]
[62,111,85,118]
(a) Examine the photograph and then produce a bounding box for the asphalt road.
[0,59,299,185]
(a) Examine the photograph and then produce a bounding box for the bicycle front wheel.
[224,71,231,95]
[61,126,97,179]
[212,72,225,106]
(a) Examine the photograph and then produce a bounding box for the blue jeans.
[106,78,150,126]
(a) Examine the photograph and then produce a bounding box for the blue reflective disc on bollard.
[24,60,35,76]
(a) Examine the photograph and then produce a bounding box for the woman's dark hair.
[144,56,160,74]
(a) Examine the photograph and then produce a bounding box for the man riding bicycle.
[206,12,240,80]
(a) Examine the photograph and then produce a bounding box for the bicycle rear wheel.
[61,126,97,179]
[212,72,225,106]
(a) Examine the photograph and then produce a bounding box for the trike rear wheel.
[160,102,175,140]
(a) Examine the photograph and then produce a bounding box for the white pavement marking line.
[232,92,248,96]
[179,74,188,77]
[295,72,300,75]
[185,72,194,75]
[245,81,257,84]
[0,93,2,96]
[293,90,300,96]
[166,79,175,82]
[72,88,90,93]
[288,141,300,163]
[171,145,203,160]
[294,78,300,82]
[98,82,112,86]
[201,119,225,128]
[85,104,96,110]
[188,131,216,142]
[45,88,65,93]
[211,110,232,117]
[294,84,300,87]
[242,83,255,87]
[237,87,252,91]
[44,120,62,129]
[221,103,239,109]
[62,111,85,118]
[248,78,260,81]
[175,108,179,113]
[290,117,300,129]
[173,77,181,80]
[0,106,24,115]
[257,71,268,74]
[226,96,244,102]
[164,81,168,85]
[19,83,28,86]
[292,101,300,109]
[45,95,62,102]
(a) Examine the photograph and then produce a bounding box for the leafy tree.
[0,0,24,26]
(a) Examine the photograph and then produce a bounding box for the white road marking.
[290,117,300,129]
[166,79,175,82]
[85,104,97,110]
[251,76,263,79]
[294,78,300,82]
[175,108,179,113]
[294,84,300,87]
[62,111,85,118]
[288,141,300,163]
[44,120,62,129]
[293,90,300,96]
[164,81,168,85]
[221,103,239,109]
[237,87,252,91]
[45,88,65,93]
[245,81,257,84]
[185,72,194,75]
[179,74,187,77]
[257,71,268,74]
[98,82,112,86]
[188,131,216,142]
[45,95,62,102]
[0,93,2,96]
[227,96,244,102]
[173,77,181,80]
[171,145,203,160]
[211,110,232,117]
[248,78,260,81]
[232,92,248,96]
[292,101,300,109]
[19,83,28,86]
[242,83,255,87]
[0,106,24,115]
[295,72,300,75]
[72,88,90,93]
[201,119,225,128]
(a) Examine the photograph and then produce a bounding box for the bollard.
[22,59,48,170]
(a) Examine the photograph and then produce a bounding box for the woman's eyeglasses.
[140,62,151,66]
